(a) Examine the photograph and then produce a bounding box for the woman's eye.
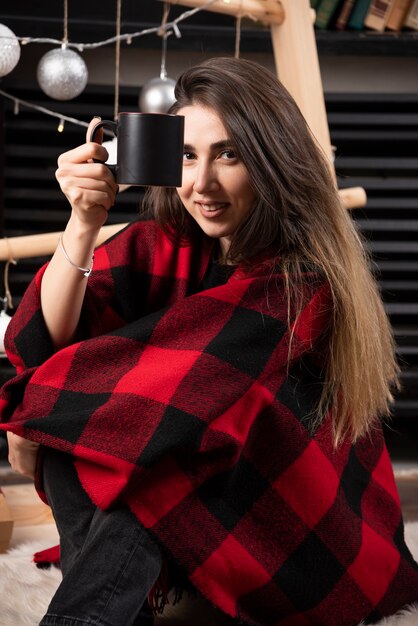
[183,152,195,161]
[220,150,236,160]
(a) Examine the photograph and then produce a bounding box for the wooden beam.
[0,186,367,262]
[0,223,128,262]
[339,187,367,210]
[270,0,334,169]
[162,0,285,25]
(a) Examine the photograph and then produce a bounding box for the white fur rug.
[0,525,418,626]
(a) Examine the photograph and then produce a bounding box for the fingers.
[56,162,117,197]
[58,115,107,166]
[7,432,40,480]
[57,141,109,168]
[60,180,117,215]
[57,164,117,210]
[55,126,119,229]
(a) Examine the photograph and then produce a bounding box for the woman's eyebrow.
[183,140,233,152]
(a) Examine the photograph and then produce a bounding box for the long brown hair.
[144,56,399,444]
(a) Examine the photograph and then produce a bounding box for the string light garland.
[0,88,89,129]
[0,0,222,129]
[0,0,217,51]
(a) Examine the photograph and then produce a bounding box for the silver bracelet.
[58,234,94,278]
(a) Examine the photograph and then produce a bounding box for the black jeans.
[39,449,163,626]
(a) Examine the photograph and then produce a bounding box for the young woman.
[2,57,418,626]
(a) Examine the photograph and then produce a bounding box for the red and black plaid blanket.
[1,218,417,626]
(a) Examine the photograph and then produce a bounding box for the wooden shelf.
[2,3,418,56]
[148,27,418,57]
[315,30,418,57]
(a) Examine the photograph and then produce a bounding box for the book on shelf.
[364,0,397,30]
[404,0,418,27]
[335,0,357,29]
[348,0,374,28]
[315,0,344,28]
[387,0,414,30]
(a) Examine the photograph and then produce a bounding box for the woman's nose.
[193,161,219,194]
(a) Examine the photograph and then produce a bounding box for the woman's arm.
[40,119,119,350]
[7,120,119,476]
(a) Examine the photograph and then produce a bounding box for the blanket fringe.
[148,560,183,615]
[148,560,170,615]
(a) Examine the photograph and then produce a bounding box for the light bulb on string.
[139,30,176,114]
[57,118,65,133]
[0,23,21,77]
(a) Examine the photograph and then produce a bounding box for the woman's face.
[176,104,256,258]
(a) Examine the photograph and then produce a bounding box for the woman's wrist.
[58,234,94,278]
[57,216,100,278]
[66,213,103,243]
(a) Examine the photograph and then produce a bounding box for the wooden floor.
[0,481,58,551]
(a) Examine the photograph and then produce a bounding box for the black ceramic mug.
[89,112,184,187]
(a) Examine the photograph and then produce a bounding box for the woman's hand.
[55,118,119,235]
[7,432,40,480]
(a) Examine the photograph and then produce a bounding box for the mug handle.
[89,119,118,177]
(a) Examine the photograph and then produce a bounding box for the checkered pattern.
[1,218,417,626]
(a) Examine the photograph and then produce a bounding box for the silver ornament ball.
[139,76,176,114]
[37,47,88,101]
[0,23,21,77]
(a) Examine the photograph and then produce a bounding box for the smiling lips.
[195,201,229,216]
